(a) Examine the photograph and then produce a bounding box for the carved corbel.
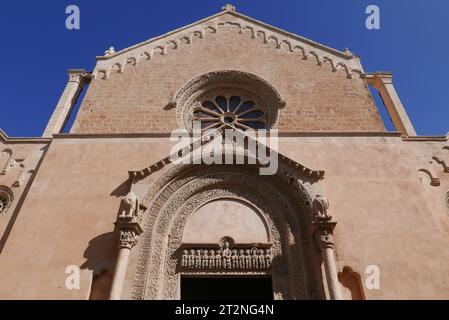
[433,156,449,173]
[418,168,441,187]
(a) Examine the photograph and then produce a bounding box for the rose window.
[0,195,8,215]
[192,95,267,130]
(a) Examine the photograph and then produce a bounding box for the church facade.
[0,5,448,300]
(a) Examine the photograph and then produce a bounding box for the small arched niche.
[182,198,270,244]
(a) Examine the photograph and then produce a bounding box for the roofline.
[96,8,354,61]
[0,129,51,144]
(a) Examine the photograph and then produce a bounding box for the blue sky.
[0,0,448,137]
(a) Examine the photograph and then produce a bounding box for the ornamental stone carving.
[181,239,272,271]
[104,46,116,56]
[170,70,285,131]
[310,194,337,250]
[119,191,139,218]
[222,4,236,11]
[94,8,362,81]
[0,186,13,216]
[119,229,140,250]
[115,192,145,249]
[130,164,324,300]
[312,195,331,221]
[0,194,8,215]
[316,228,335,249]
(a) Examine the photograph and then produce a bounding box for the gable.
[70,7,385,134]
[93,9,363,80]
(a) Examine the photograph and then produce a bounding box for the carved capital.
[119,229,140,249]
[313,222,337,249]
[67,69,90,84]
[362,72,393,89]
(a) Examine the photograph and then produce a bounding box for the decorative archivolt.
[94,19,362,80]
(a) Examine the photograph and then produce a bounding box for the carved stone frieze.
[181,240,273,271]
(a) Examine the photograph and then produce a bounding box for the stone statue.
[120,191,138,218]
[313,195,330,220]
[182,250,189,267]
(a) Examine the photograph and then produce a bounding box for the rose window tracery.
[0,187,12,215]
[0,197,7,214]
[192,95,267,130]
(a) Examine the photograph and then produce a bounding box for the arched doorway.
[128,164,326,300]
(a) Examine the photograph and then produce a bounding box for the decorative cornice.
[402,135,448,142]
[93,9,362,81]
[0,129,51,144]
[128,128,325,181]
[50,131,404,139]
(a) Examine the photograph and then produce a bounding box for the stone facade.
[0,6,448,300]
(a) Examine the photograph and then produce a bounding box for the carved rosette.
[115,192,145,250]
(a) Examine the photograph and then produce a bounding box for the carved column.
[363,72,416,136]
[315,222,342,300]
[109,192,143,300]
[42,69,90,137]
[311,195,342,300]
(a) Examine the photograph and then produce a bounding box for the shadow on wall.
[81,232,118,300]
[338,266,366,300]
[110,179,132,198]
